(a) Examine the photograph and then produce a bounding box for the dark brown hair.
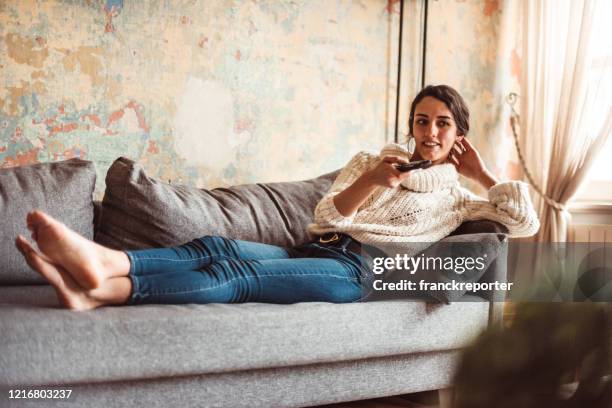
[408,84,470,137]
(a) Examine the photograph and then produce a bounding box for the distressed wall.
[1,0,404,197]
[2,0,517,200]
[424,0,520,194]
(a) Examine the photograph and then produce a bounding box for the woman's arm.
[313,150,411,227]
[460,182,540,237]
[450,137,540,237]
[474,167,499,190]
[449,137,499,190]
[332,173,379,217]
[333,155,412,217]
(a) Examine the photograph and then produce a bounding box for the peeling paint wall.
[1,0,404,197]
[425,0,520,194]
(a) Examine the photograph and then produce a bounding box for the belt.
[318,232,370,256]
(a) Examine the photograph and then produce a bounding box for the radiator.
[567,223,612,302]
[568,224,612,243]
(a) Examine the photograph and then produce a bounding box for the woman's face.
[411,96,463,165]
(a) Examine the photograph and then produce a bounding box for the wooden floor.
[315,392,439,408]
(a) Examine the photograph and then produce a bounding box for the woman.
[15,85,539,310]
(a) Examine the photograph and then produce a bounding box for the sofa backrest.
[94,157,340,250]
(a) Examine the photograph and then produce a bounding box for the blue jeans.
[125,235,373,305]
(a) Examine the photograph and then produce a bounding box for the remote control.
[394,160,432,172]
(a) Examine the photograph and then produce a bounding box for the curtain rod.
[393,0,429,143]
[393,0,405,143]
[421,0,428,89]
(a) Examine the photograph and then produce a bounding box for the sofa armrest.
[476,241,508,328]
[434,222,508,329]
[449,221,508,327]
[449,220,509,236]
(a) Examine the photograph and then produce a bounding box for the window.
[572,0,612,204]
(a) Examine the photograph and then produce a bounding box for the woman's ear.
[456,135,465,142]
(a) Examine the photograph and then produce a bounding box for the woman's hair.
[408,84,470,137]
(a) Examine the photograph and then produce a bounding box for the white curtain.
[519,0,612,242]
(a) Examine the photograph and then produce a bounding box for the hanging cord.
[506,92,566,211]
[393,0,405,143]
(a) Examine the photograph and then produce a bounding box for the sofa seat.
[0,285,489,387]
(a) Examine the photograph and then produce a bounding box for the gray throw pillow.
[411,233,507,303]
[94,157,339,250]
[449,219,509,235]
[364,233,506,304]
[0,159,96,285]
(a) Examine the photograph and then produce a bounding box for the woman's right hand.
[364,155,412,188]
[331,155,411,218]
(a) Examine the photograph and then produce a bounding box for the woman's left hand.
[447,137,497,188]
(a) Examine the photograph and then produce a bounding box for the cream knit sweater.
[307,143,540,245]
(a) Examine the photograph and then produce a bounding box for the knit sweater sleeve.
[461,181,541,238]
[312,151,377,228]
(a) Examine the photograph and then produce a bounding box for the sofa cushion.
[0,159,96,285]
[414,233,507,304]
[94,157,339,250]
[364,233,506,304]
[0,286,489,386]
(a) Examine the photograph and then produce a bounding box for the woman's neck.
[410,151,446,165]
[410,151,423,161]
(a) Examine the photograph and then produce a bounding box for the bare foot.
[25,210,129,289]
[15,235,101,311]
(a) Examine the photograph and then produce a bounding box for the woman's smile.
[422,141,441,149]
[420,141,442,159]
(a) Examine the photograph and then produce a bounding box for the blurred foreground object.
[454,303,612,408]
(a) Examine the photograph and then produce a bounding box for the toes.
[16,235,94,311]
[23,244,71,289]
[27,210,41,226]
[17,235,60,283]
[15,235,33,255]
[26,213,34,231]
[16,236,53,278]
[16,234,50,262]
[26,210,62,252]
[27,210,55,230]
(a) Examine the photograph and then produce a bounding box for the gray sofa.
[0,158,508,408]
